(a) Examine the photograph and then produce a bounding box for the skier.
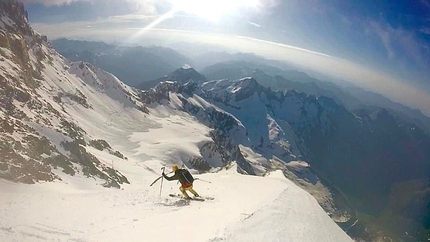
[162,165,200,199]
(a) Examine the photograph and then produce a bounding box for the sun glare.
[170,0,259,22]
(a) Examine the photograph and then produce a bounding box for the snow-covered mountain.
[0,0,159,187]
[138,66,207,90]
[0,2,352,242]
[201,60,430,134]
[2,1,429,241]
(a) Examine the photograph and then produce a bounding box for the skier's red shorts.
[182,182,192,188]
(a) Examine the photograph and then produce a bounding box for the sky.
[21,0,430,115]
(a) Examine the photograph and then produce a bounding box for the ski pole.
[159,167,165,197]
[149,171,173,187]
[195,178,211,183]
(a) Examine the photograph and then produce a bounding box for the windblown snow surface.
[1,166,353,242]
[0,45,351,241]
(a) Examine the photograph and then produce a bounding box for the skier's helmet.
[172,164,179,172]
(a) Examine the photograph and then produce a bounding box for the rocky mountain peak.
[169,66,207,83]
[251,69,271,79]
[0,0,31,36]
[0,3,135,187]
[232,77,263,101]
[139,81,180,104]
[1,0,50,90]
[138,66,206,90]
[370,108,392,120]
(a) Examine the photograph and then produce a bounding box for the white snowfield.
[0,167,352,242]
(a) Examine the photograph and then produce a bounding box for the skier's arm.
[162,172,177,181]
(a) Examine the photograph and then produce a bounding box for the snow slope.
[0,164,352,242]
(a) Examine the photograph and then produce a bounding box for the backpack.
[180,169,194,183]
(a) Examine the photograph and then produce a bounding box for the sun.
[170,0,259,22]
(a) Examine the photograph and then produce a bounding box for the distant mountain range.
[51,38,191,87]
[49,39,430,132]
[199,60,430,134]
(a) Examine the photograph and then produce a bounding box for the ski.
[168,194,214,201]
[168,194,205,202]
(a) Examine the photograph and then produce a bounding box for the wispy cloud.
[236,35,332,58]
[105,14,160,22]
[21,0,85,5]
[21,0,167,10]
[22,0,280,11]
[420,27,430,35]
[368,21,394,59]
[247,21,261,27]
[20,0,166,18]
[22,0,280,25]
[419,0,430,8]
[366,19,429,73]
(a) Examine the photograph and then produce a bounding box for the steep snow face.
[137,80,254,173]
[0,166,353,242]
[0,1,149,187]
[199,78,306,163]
[68,62,144,109]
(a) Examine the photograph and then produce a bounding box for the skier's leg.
[179,186,190,198]
[187,185,200,197]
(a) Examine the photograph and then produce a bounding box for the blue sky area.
[21,0,430,114]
